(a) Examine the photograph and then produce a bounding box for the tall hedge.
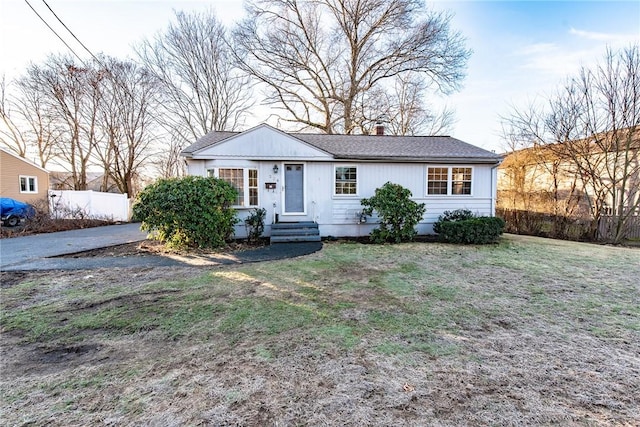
[133,176,238,249]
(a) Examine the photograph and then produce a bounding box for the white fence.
[48,190,131,221]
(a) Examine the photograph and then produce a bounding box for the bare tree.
[12,71,63,168]
[137,9,252,146]
[96,56,161,197]
[0,77,29,157]
[25,55,104,190]
[498,125,544,213]
[503,45,640,243]
[151,134,188,179]
[5,54,165,194]
[234,0,469,134]
[499,121,587,239]
[355,74,455,135]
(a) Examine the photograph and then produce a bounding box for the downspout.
[491,161,501,217]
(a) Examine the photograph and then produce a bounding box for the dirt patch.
[1,266,206,379]
[0,271,31,288]
[38,343,102,364]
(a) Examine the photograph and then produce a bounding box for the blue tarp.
[0,197,35,219]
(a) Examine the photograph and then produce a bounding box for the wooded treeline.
[1,0,470,196]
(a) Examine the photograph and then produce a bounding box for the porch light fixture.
[273,164,279,174]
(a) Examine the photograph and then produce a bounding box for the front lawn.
[1,234,638,425]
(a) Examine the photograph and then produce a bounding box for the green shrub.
[434,209,475,229]
[132,176,238,249]
[361,182,426,243]
[244,207,267,243]
[434,215,505,244]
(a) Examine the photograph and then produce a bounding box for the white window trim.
[451,166,473,196]
[282,162,307,215]
[19,175,38,194]
[207,167,259,208]
[333,164,359,197]
[426,166,473,196]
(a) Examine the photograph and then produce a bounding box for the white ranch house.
[182,124,502,241]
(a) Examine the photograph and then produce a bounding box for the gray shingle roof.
[291,133,500,162]
[182,128,501,163]
[182,131,239,154]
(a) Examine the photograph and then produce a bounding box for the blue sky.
[440,1,639,150]
[1,1,638,152]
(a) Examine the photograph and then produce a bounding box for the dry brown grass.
[1,234,638,426]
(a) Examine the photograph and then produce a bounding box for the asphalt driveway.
[0,223,148,270]
[0,223,322,271]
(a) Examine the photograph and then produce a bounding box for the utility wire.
[23,0,165,142]
[23,0,86,65]
[40,0,102,64]
[31,0,138,103]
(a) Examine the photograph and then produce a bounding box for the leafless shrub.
[0,195,114,238]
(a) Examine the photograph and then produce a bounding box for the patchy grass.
[1,234,639,426]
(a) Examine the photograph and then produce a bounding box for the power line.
[22,0,166,139]
[23,0,86,65]
[35,1,139,100]
[40,0,102,64]
[24,0,135,101]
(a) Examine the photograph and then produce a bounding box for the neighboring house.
[497,130,640,218]
[497,146,591,217]
[0,147,50,204]
[49,171,120,193]
[497,129,640,241]
[182,124,502,239]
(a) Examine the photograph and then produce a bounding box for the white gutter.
[490,160,502,216]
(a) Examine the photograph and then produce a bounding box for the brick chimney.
[375,122,384,135]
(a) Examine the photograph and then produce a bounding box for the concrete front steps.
[270,222,321,243]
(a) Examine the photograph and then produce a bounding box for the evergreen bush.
[435,209,474,226]
[434,213,505,244]
[361,182,426,243]
[132,176,238,249]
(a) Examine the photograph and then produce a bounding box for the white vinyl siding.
[189,159,494,238]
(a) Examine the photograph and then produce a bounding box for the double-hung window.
[427,167,448,195]
[335,166,357,195]
[427,167,472,195]
[208,168,258,207]
[451,167,472,195]
[19,176,37,193]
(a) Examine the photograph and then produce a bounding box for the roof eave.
[333,155,502,164]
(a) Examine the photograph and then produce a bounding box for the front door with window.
[284,163,304,213]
